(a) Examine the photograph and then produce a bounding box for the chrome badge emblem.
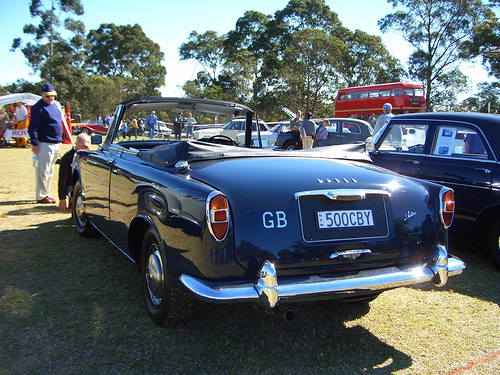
[330,249,372,261]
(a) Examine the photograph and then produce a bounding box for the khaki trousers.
[35,142,60,201]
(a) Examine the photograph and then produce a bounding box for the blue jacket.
[28,99,63,145]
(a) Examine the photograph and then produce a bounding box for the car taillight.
[207,192,229,242]
[439,188,455,229]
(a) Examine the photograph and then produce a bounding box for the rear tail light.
[439,188,455,229]
[206,192,229,242]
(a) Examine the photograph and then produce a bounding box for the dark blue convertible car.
[72,98,465,326]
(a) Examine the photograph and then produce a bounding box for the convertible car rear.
[72,98,465,326]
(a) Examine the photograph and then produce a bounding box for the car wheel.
[486,218,500,269]
[141,228,193,326]
[284,141,296,151]
[81,128,90,134]
[72,181,96,237]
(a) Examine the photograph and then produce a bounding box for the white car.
[195,117,269,143]
[193,126,223,140]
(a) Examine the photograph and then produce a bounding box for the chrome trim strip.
[294,189,391,200]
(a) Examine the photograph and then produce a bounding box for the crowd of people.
[1,82,396,209]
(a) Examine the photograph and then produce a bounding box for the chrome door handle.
[475,168,491,174]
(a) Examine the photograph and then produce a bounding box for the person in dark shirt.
[28,83,63,204]
[464,133,486,155]
[300,112,315,149]
[58,133,91,212]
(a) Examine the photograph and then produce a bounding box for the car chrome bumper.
[179,245,466,312]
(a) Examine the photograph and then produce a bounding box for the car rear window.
[432,125,487,158]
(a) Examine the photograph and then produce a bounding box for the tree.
[86,24,166,97]
[179,31,226,83]
[379,0,495,111]
[11,0,85,83]
[279,29,343,114]
[336,29,406,87]
[465,1,500,79]
[461,82,500,113]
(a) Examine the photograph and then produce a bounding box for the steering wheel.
[206,135,239,146]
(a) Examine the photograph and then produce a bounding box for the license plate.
[317,210,374,229]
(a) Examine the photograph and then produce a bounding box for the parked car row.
[72,97,465,326]
[192,114,374,150]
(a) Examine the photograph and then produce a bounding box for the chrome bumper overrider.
[179,245,465,312]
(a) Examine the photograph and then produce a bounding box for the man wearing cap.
[145,111,157,139]
[28,83,63,204]
[373,103,394,135]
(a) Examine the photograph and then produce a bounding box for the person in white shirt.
[185,113,196,139]
[373,103,394,135]
[14,101,29,147]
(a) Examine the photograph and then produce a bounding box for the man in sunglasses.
[28,83,63,204]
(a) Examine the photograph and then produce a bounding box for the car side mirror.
[91,133,102,145]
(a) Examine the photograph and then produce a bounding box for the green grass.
[0,141,499,375]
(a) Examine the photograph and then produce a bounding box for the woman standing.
[316,119,329,147]
[0,107,10,147]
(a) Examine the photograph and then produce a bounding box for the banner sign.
[4,129,29,141]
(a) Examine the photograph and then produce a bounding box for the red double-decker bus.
[335,82,426,120]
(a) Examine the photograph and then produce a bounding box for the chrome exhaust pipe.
[271,305,295,322]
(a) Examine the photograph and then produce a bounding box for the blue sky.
[0,0,492,96]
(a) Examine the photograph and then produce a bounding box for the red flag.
[65,102,71,127]
[60,102,73,145]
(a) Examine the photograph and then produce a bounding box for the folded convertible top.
[139,140,372,167]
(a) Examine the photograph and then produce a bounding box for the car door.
[417,122,496,222]
[325,121,341,145]
[78,144,117,238]
[370,120,431,177]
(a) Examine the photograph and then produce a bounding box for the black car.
[367,112,500,268]
[71,98,465,326]
[274,118,373,150]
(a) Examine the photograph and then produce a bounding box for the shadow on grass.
[414,241,500,306]
[0,217,415,374]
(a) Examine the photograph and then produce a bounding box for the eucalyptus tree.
[379,0,495,111]
[11,0,85,92]
[461,82,500,113]
[279,29,344,114]
[465,0,500,80]
[179,31,226,83]
[86,23,166,98]
[336,29,406,87]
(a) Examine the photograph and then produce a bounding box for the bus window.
[358,91,368,99]
[414,88,424,96]
[338,93,347,100]
[348,92,357,99]
[404,89,414,96]
[392,88,403,96]
[368,91,379,98]
[380,90,390,97]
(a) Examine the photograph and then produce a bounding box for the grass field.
[0,141,499,374]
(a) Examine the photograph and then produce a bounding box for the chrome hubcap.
[146,245,164,307]
[75,194,86,228]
